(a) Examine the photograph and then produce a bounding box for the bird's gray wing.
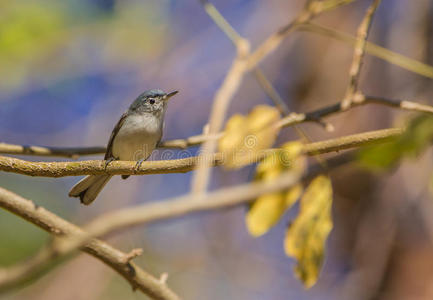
[155,122,164,147]
[155,135,163,148]
[104,112,128,160]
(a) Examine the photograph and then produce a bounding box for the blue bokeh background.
[2,0,433,299]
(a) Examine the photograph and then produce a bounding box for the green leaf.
[358,115,433,169]
[284,175,333,288]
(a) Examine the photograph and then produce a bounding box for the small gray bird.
[69,89,178,205]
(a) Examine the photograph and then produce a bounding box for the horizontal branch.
[0,188,180,300]
[0,134,216,159]
[0,155,215,177]
[0,128,403,178]
[303,127,402,155]
[0,143,105,158]
[277,94,433,128]
[159,133,221,149]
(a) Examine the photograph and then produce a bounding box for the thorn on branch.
[32,201,40,210]
[322,121,335,132]
[160,273,169,284]
[306,1,323,16]
[353,92,366,104]
[122,248,144,264]
[202,123,210,135]
[309,117,335,132]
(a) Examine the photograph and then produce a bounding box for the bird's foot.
[134,158,146,173]
[104,157,116,171]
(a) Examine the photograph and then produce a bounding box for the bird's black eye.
[149,99,155,105]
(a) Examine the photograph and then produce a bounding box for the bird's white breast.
[112,113,162,161]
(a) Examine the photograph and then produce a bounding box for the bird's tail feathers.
[69,175,112,205]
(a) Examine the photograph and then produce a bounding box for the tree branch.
[0,143,105,159]
[0,128,403,178]
[159,133,221,149]
[0,188,180,300]
[191,0,251,194]
[277,94,433,128]
[252,68,333,132]
[190,42,250,193]
[341,0,381,110]
[303,127,401,155]
[0,154,220,177]
[0,134,217,158]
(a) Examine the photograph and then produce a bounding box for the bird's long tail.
[69,175,112,205]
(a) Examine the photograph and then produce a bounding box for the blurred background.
[1,0,433,299]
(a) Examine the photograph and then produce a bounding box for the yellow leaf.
[285,184,303,207]
[246,142,305,237]
[218,105,281,168]
[281,141,306,171]
[246,193,286,237]
[247,105,281,132]
[284,175,333,288]
[282,141,304,157]
[217,115,247,155]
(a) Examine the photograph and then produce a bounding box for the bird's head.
[129,89,178,116]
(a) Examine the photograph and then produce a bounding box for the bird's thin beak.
[164,91,178,101]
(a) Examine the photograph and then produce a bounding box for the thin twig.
[252,68,333,131]
[299,22,433,79]
[252,68,290,114]
[0,134,220,158]
[341,0,382,110]
[0,188,180,300]
[277,94,433,128]
[199,0,243,44]
[159,133,222,149]
[191,0,250,194]
[246,0,356,70]
[0,128,403,178]
[0,143,105,158]
[189,49,249,194]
